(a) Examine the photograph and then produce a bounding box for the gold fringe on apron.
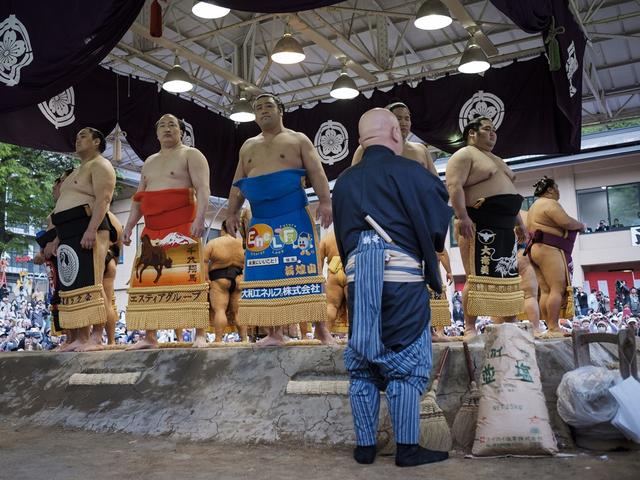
[126,282,210,330]
[59,284,107,329]
[237,276,327,327]
[428,287,451,329]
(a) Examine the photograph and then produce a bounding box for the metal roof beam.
[129,22,262,95]
[287,14,377,82]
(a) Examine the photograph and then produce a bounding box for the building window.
[521,196,536,211]
[577,182,640,233]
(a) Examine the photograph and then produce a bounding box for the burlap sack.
[472,323,557,456]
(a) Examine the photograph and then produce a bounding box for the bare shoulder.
[144,152,161,165]
[291,129,312,144]
[240,135,261,151]
[411,141,429,153]
[93,155,115,174]
[447,146,473,166]
[184,145,206,159]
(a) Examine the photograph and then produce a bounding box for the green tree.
[0,143,77,256]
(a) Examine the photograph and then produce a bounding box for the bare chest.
[244,138,302,175]
[60,168,93,196]
[143,155,191,187]
[470,150,513,181]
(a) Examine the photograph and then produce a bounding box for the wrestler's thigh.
[530,244,566,291]
[93,230,110,284]
[209,279,231,310]
[228,288,241,310]
[454,220,473,273]
[326,275,344,305]
[517,252,538,298]
[103,260,117,297]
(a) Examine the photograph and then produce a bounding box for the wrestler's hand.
[123,226,133,246]
[225,214,240,237]
[457,216,474,240]
[446,272,453,285]
[316,201,333,228]
[190,217,205,239]
[33,251,45,266]
[81,228,97,249]
[43,238,59,259]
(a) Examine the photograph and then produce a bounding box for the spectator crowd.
[1,278,638,352]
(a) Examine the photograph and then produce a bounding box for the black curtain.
[237,55,566,183]
[490,0,585,151]
[209,1,343,13]
[0,57,579,198]
[0,0,145,112]
[0,67,119,152]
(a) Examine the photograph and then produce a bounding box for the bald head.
[358,108,403,155]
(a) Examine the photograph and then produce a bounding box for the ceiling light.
[271,33,305,64]
[330,70,359,100]
[457,42,490,74]
[162,55,193,93]
[414,0,452,30]
[229,97,255,122]
[192,1,230,19]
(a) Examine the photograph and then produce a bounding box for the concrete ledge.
[69,372,142,385]
[0,339,635,448]
[286,380,349,395]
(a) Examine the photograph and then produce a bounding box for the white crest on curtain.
[314,120,349,165]
[0,15,34,86]
[458,90,505,133]
[38,87,76,129]
[182,118,195,146]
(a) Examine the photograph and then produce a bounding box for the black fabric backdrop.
[490,0,585,151]
[0,56,574,198]
[0,0,145,113]
[209,1,343,13]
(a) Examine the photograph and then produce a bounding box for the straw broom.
[452,341,480,452]
[377,346,452,454]
[419,345,452,451]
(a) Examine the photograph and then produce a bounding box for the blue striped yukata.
[331,144,453,449]
[344,230,432,446]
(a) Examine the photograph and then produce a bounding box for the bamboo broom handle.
[463,341,475,385]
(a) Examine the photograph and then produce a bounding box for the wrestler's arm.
[420,144,439,176]
[123,173,146,246]
[224,144,248,237]
[298,133,332,228]
[81,160,116,249]
[42,215,58,259]
[351,145,364,166]
[203,240,214,267]
[437,249,453,284]
[445,149,473,239]
[187,148,211,238]
[317,237,327,268]
[515,213,527,243]
[546,203,585,231]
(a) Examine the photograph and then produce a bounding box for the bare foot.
[432,333,458,342]
[462,328,477,342]
[75,342,105,352]
[192,335,208,348]
[57,341,77,352]
[125,338,159,350]
[314,322,337,345]
[256,333,286,347]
